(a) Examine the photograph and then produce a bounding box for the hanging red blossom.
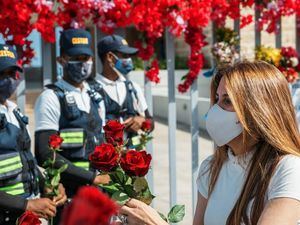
[146,59,160,84]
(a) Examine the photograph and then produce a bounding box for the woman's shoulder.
[196,155,214,198]
[275,154,300,173]
[199,155,214,173]
[267,154,300,201]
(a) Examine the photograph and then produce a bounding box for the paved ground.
[19,89,214,225]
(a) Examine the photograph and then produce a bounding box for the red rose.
[89,143,119,172]
[103,120,125,146]
[141,119,152,132]
[120,150,152,177]
[61,186,118,225]
[17,211,41,225]
[49,134,63,149]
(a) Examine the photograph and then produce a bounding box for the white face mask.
[206,104,243,146]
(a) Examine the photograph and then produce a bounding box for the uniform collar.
[0,100,17,112]
[96,73,126,85]
[56,78,90,93]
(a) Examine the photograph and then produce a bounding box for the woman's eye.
[223,98,232,105]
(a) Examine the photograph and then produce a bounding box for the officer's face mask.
[64,61,93,84]
[0,77,20,103]
[205,104,243,146]
[112,53,134,76]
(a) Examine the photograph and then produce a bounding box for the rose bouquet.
[89,120,185,224]
[90,120,154,205]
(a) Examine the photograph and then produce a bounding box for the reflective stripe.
[0,182,25,195]
[0,163,23,174]
[61,132,84,138]
[73,161,89,170]
[62,138,84,144]
[61,132,84,144]
[0,156,21,167]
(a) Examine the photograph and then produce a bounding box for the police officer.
[90,35,154,146]
[34,29,110,222]
[0,44,67,225]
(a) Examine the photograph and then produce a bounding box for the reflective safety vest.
[46,84,104,171]
[88,79,139,121]
[0,110,39,197]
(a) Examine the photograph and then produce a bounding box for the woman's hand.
[120,199,169,225]
[53,183,67,206]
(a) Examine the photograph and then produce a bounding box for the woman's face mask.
[206,104,243,146]
[0,76,20,103]
[64,60,93,84]
[111,53,134,76]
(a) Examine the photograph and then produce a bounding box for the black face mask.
[64,61,93,84]
[0,77,19,103]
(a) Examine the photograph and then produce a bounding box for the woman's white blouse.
[196,150,300,225]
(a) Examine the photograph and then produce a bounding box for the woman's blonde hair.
[208,61,300,225]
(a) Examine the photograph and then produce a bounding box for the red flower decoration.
[89,143,119,172]
[120,150,152,177]
[146,59,160,83]
[17,211,41,225]
[141,119,152,132]
[49,134,64,149]
[241,14,253,28]
[103,120,125,146]
[61,186,118,225]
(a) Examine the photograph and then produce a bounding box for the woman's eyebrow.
[216,93,229,97]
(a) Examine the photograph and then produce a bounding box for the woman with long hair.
[194,61,300,225]
[118,61,300,225]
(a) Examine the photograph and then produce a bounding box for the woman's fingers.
[126,198,142,208]
[119,205,132,215]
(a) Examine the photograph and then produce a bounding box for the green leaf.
[112,191,129,205]
[168,205,185,223]
[43,158,53,167]
[136,187,155,205]
[124,184,136,198]
[99,183,121,195]
[133,177,148,193]
[58,164,68,173]
[158,212,168,222]
[181,75,187,81]
[51,173,60,188]
[110,170,127,184]
[125,176,133,185]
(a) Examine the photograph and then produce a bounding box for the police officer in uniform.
[34,29,110,222]
[0,44,67,225]
[89,35,154,146]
